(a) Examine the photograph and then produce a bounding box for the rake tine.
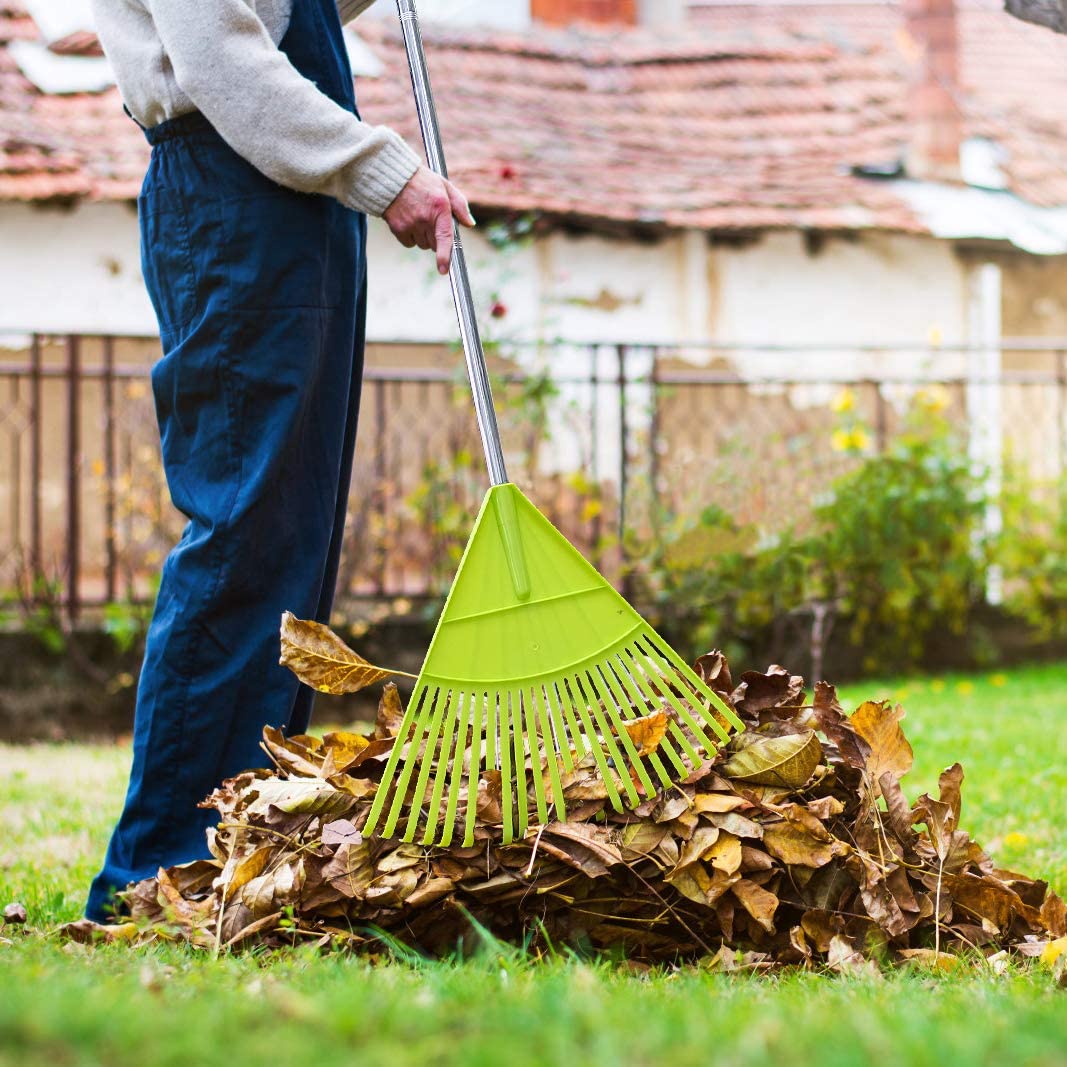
[607,653,687,780]
[618,645,703,768]
[524,686,551,826]
[510,689,530,839]
[629,638,720,755]
[485,685,498,771]
[588,665,657,798]
[580,669,642,806]
[463,691,486,847]
[565,675,625,812]
[541,679,575,773]
[366,683,430,839]
[498,692,514,844]
[598,660,675,792]
[531,684,566,820]
[402,685,454,842]
[551,678,589,763]
[438,690,473,847]
[420,688,463,844]
[646,633,745,736]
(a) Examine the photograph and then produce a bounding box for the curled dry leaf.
[621,709,671,758]
[2,903,27,926]
[279,612,414,695]
[375,683,407,740]
[849,700,914,795]
[720,730,821,788]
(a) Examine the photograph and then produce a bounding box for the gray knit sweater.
[91,0,420,217]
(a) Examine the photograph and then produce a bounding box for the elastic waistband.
[142,110,217,146]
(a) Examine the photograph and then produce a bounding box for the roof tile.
[0,1,1065,232]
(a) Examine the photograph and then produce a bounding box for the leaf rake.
[363,1,744,847]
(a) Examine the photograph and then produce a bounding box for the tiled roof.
[0,3,146,199]
[2,0,1067,234]
[357,19,925,232]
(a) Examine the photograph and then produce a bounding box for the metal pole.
[396,0,508,488]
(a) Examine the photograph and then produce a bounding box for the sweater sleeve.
[146,0,419,216]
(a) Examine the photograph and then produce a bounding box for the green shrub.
[631,394,991,671]
[998,473,1067,641]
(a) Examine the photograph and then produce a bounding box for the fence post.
[649,349,661,533]
[588,345,602,563]
[374,378,387,596]
[102,336,117,603]
[869,376,888,451]
[29,334,42,576]
[1059,348,1067,479]
[616,344,628,580]
[967,263,1004,605]
[66,334,81,622]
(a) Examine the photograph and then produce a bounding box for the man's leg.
[87,207,366,921]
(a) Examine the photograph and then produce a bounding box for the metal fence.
[2,332,1066,619]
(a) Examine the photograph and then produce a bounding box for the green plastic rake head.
[362,483,745,846]
[363,1,744,846]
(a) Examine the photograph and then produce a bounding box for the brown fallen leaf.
[58,919,140,945]
[720,730,820,788]
[375,683,407,739]
[279,612,414,695]
[621,709,671,758]
[850,700,913,796]
[2,903,27,925]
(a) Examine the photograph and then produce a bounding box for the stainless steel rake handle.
[396,0,509,487]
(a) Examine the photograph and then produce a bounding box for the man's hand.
[383,165,475,275]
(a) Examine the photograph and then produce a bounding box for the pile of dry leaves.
[72,620,1065,973]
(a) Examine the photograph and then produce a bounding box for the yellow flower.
[955,680,975,696]
[830,388,856,414]
[915,385,950,413]
[1039,936,1067,969]
[930,678,946,693]
[580,498,602,522]
[831,427,871,453]
[989,673,1008,688]
[1003,832,1029,849]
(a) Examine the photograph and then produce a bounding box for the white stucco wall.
[0,200,971,354]
[0,201,152,338]
[0,200,977,479]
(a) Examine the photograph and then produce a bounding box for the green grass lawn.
[1,662,1066,1067]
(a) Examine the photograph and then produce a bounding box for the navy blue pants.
[87,0,367,922]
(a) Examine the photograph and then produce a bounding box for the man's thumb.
[447,181,476,227]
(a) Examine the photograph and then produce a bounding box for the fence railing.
[1,332,1065,619]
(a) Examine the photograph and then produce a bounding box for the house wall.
[0,200,972,355]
